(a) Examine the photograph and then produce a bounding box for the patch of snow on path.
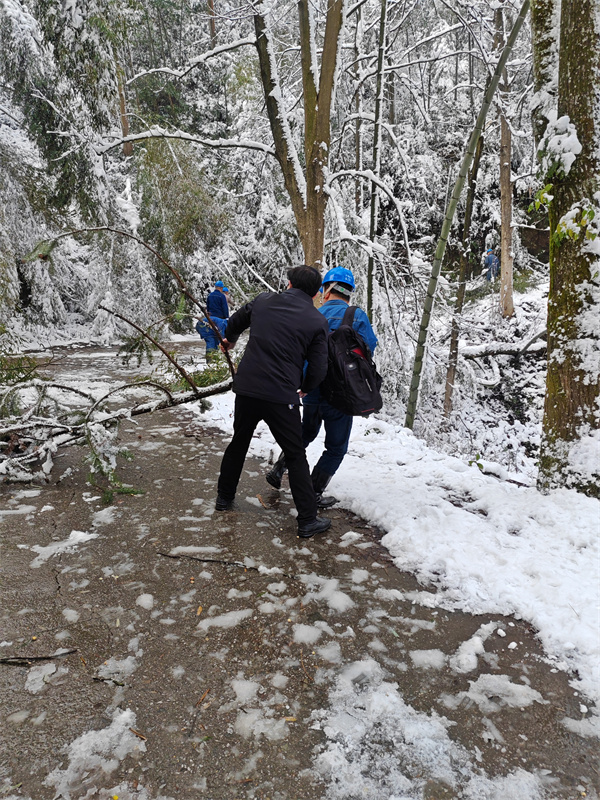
[312,659,548,799]
[20,530,99,568]
[198,394,600,708]
[43,708,146,799]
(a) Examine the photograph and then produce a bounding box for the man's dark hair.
[287,266,322,297]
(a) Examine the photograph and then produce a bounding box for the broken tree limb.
[35,227,236,378]
[98,306,201,397]
[461,329,547,360]
[0,378,233,482]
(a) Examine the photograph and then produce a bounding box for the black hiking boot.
[266,453,287,490]
[215,494,234,511]
[297,516,331,539]
[312,467,338,509]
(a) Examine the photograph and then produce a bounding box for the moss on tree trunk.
[537,0,600,496]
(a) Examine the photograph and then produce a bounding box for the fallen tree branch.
[0,379,233,481]
[461,331,547,360]
[98,307,201,397]
[0,648,77,666]
[35,226,237,378]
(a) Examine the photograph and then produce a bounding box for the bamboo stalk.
[367,0,388,322]
[404,0,531,430]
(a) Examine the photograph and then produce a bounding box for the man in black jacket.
[215,266,332,538]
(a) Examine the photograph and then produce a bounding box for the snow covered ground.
[198,390,600,724]
[2,339,598,800]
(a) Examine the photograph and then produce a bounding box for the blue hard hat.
[223,287,229,293]
[322,266,355,290]
[215,280,225,288]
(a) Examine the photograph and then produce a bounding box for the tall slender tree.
[367,0,388,319]
[495,0,515,318]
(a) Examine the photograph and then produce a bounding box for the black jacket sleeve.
[300,325,328,394]
[224,296,259,342]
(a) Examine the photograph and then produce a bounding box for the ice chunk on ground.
[96,656,138,683]
[197,609,253,631]
[136,593,154,610]
[25,663,57,694]
[409,649,447,669]
[442,674,547,713]
[293,623,323,644]
[449,622,496,673]
[27,531,98,568]
[231,679,259,704]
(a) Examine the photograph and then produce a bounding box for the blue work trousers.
[302,399,353,477]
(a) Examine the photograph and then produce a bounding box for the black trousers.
[217,394,317,525]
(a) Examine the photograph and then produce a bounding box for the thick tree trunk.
[443,134,484,417]
[499,113,514,316]
[254,1,344,268]
[530,0,559,149]
[538,0,600,497]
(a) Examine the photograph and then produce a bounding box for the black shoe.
[297,517,331,539]
[215,494,234,511]
[266,453,287,490]
[312,467,338,509]
[316,493,338,509]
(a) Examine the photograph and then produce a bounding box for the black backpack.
[321,306,383,417]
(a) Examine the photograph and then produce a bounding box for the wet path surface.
[0,345,598,799]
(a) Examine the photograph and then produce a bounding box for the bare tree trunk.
[496,1,515,318]
[499,113,514,316]
[538,0,600,497]
[117,69,133,158]
[443,134,485,417]
[254,0,345,267]
[367,0,388,320]
[207,0,217,49]
[354,9,363,215]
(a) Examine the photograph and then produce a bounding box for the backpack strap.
[341,305,357,327]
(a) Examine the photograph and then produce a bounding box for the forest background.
[0,0,598,497]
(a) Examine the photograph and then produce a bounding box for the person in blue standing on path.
[483,248,500,281]
[265,266,377,508]
[196,280,230,357]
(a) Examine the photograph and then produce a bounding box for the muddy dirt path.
[0,345,597,800]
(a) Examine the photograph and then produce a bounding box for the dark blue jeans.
[302,399,353,477]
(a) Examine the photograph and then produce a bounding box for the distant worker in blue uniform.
[483,249,500,281]
[266,266,377,508]
[196,280,230,358]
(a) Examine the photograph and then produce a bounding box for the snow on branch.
[0,379,233,484]
[126,36,256,85]
[461,330,547,360]
[97,127,276,157]
[328,168,411,260]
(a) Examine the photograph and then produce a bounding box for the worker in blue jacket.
[207,280,230,319]
[266,267,377,508]
[196,280,230,357]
